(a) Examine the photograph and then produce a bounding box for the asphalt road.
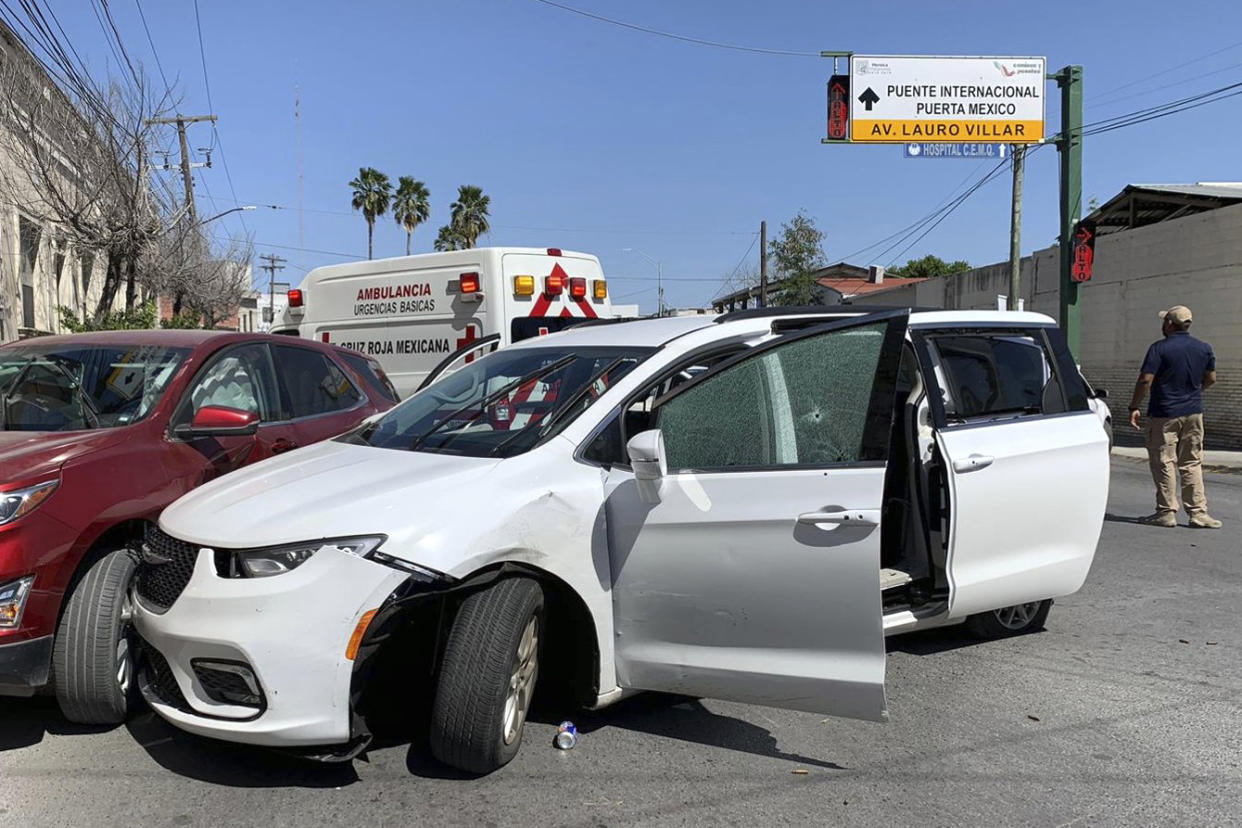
[2,458,1239,827]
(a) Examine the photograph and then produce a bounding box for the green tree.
[770,211,826,306]
[349,167,393,259]
[393,176,431,255]
[887,254,972,280]
[449,185,491,248]
[434,224,467,252]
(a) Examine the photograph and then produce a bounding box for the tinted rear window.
[339,351,400,403]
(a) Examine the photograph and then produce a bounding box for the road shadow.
[537,693,847,771]
[125,709,360,788]
[1104,512,1144,524]
[886,625,1042,656]
[0,696,120,752]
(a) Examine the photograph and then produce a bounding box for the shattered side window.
[658,358,771,470]
[655,321,888,471]
[774,326,885,465]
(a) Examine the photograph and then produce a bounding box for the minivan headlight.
[233,536,384,578]
[0,480,58,526]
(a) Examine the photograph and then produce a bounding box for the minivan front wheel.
[965,599,1052,639]
[52,549,140,724]
[430,577,544,775]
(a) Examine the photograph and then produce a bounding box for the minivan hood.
[159,439,500,551]
[0,429,126,484]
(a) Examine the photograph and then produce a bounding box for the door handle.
[271,438,299,454]
[797,509,881,526]
[952,453,994,473]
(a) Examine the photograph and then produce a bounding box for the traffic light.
[826,75,849,141]
[1071,219,1096,283]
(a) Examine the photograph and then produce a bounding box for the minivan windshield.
[0,343,188,431]
[354,346,650,457]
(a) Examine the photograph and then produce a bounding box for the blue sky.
[51,1,1242,313]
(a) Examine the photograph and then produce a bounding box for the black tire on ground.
[52,549,139,725]
[429,577,544,775]
[965,598,1053,639]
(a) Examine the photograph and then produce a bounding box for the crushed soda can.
[554,720,578,750]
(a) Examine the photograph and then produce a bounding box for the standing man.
[1129,305,1221,528]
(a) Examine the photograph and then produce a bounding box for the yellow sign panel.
[852,119,1042,142]
[848,55,1046,144]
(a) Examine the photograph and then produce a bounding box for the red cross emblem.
[456,325,478,363]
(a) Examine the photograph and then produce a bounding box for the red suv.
[0,330,397,722]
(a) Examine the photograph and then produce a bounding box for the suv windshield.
[0,343,189,431]
[355,346,650,457]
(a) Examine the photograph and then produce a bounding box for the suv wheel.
[965,599,1052,639]
[52,549,140,724]
[429,578,544,774]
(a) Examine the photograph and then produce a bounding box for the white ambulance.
[272,247,615,397]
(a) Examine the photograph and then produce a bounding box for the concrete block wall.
[868,202,1242,448]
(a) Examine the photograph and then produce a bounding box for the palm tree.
[392,176,431,255]
[449,185,491,248]
[348,167,392,259]
[434,224,466,252]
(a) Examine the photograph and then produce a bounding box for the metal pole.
[1055,65,1084,357]
[1007,145,1025,311]
[657,261,664,317]
[759,220,768,307]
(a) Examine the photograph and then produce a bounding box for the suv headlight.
[233,536,385,578]
[0,480,58,526]
[0,575,35,628]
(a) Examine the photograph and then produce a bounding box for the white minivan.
[272,247,617,397]
[133,307,1109,774]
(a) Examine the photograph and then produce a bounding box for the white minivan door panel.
[938,412,1109,618]
[602,311,911,723]
[606,466,889,720]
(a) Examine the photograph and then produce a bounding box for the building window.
[19,218,41,329]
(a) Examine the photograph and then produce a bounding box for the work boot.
[1188,514,1223,529]
[1138,512,1177,528]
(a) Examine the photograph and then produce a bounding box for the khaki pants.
[1146,413,1207,517]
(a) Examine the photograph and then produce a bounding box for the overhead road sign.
[904,143,1008,159]
[850,55,1045,143]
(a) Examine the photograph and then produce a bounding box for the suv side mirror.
[1093,387,1109,399]
[626,429,667,480]
[178,405,260,438]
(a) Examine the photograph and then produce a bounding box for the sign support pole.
[1008,145,1026,311]
[1053,65,1083,358]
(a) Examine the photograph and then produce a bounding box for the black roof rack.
[713,304,939,324]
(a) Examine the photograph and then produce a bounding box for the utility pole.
[759,220,768,307]
[145,114,217,224]
[259,253,286,331]
[1052,66,1084,357]
[656,262,664,317]
[1007,145,1026,311]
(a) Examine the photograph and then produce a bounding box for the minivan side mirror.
[626,429,667,481]
[177,405,260,438]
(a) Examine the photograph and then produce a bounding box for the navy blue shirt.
[1141,331,1216,417]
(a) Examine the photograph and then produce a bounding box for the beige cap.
[1159,305,1192,324]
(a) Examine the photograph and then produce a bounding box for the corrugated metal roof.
[1088,183,1242,236]
[1127,183,1242,199]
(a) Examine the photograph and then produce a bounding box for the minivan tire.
[52,549,139,725]
[429,577,544,775]
[965,599,1052,639]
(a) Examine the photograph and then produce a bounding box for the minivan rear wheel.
[965,599,1052,639]
[52,549,139,724]
[429,577,544,775]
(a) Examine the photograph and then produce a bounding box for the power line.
[1088,38,1242,103]
[530,0,817,57]
[132,0,169,93]
[196,193,754,236]
[189,0,248,238]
